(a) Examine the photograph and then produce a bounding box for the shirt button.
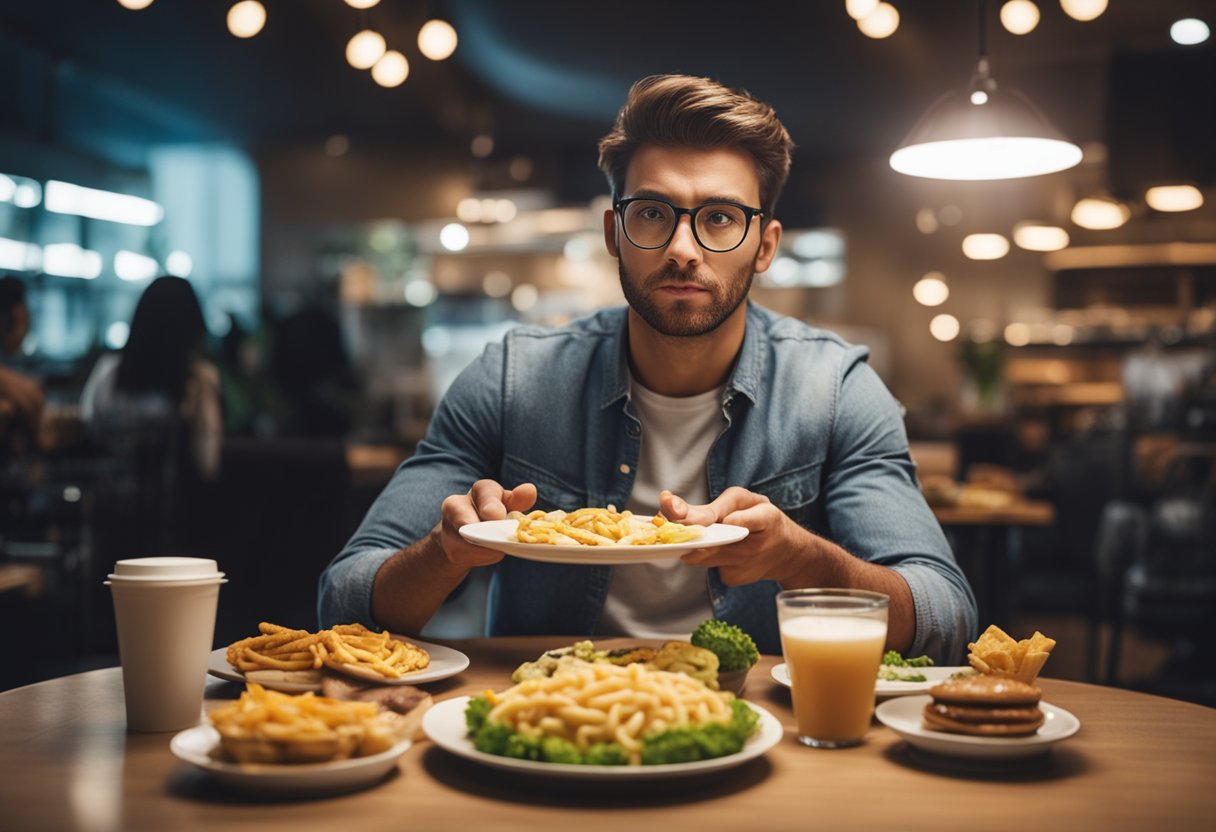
[627,424,641,437]
[619,464,631,475]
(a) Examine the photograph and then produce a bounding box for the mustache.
[644,264,713,289]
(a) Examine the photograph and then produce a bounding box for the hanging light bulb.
[418,19,458,60]
[1013,222,1070,251]
[1145,185,1204,212]
[344,0,381,8]
[857,3,900,39]
[845,0,879,20]
[346,30,386,69]
[913,272,950,306]
[962,233,1011,260]
[890,0,1081,180]
[1000,1,1040,35]
[116,0,156,9]
[1059,0,1107,22]
[930,314,961,342]
[371,51,409,88]
[227,1,266,39]
[1070,196,1129,229]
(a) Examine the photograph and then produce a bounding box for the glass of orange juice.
[777,588,889,748]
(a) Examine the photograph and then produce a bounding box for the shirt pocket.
[501,454,588,512]
[749,462,822,528]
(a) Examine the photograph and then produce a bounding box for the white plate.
[875,694,1081,760]
[207,637,470,691]
[422,695,783,779]
[170,724,412,795]
[458,519,749,565]
[770,663,971,699]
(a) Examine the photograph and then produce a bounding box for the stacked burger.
[922,675,1044,737]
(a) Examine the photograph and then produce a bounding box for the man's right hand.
[438,479,538,569]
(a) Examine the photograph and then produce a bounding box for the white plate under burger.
[874,694,1081,760]
[458,518,749,565]
[422,695,783,779]
[770,663,971,699]
[207,637,470,691]
[170,724,413,796]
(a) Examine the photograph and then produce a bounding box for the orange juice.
[780,615,887,745]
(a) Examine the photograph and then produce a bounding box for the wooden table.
[2,637,1213,832]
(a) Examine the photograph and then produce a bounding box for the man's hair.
[597,74,794,219]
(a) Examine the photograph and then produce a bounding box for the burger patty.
[922,705,1044,737]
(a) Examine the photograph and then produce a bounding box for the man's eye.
[638,208,666,221]
[705,211,737,226]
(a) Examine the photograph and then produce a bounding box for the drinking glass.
[777,588,889,748]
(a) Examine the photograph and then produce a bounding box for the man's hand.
[660,486,815,586]
[439,479,538,569]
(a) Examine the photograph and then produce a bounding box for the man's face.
[604,145,780,338]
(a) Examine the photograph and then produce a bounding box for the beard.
[618,260,754,337]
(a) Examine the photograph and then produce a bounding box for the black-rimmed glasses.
[615,196,763,253]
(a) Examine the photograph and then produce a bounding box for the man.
[0,275,43,437]
[320,75,976,661]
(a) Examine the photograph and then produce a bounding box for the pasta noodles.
[508,507,703,546]
[482,662,733,764]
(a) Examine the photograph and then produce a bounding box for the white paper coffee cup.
[106,557,227,733]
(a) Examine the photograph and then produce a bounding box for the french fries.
[209,683,405,763]
[967,624,1056,684]
[508,507,704,546]
[227,622,430,680]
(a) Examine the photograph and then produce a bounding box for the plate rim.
[458,518,749,564]
[169,724,412,791]
[207,636,470,690]
[422,694,783,779]
[874,694,1081,757]
[769,662,971,697]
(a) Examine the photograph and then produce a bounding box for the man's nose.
[665,216,703,267]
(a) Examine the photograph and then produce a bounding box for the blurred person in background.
[80,275,222,480]
[321,74,976,662]
[270,305,359,439]
[0,275,44,456]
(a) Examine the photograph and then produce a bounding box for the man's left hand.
[659,487,814,586]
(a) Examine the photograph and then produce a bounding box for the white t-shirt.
[594,378,725,638]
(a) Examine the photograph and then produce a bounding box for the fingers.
[661,486,770,527]
[503,482,537,514]
[467,478,514,520]
[659,490,717,525]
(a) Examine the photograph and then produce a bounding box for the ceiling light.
[1071,197,1129,229]
[1145,185,1204,212]
[0,238,41,272]
[371,51,409,88]
[890,0,1081,180]
[1013,222,1069,251]
[1000,1,1039,35]
[114,250,159,282]
[456,198,482,223]
[439,223,469,252]
[346,30,386,70]
[227,1,266,39]
[913,272,950,306]
[845,0,879,20]
[511,284,539,313]
[166,250,193,277]
[857,3,899,39]
[1171,19,1210,45]
[43,244,102,279]
[45,180,163,226]
[344,0,381,8]
[930,314,961,342]
[116,0,155,9]
[962,233,1010,260]
[1004,322,1031,346]
[1059,0,1107,22]
[418,19,458,61]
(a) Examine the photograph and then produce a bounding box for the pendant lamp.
[889,0,1082,180]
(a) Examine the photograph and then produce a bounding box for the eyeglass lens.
[621,200,749,252]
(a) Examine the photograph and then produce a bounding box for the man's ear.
[752,218,782,273]
[603,208,620,258]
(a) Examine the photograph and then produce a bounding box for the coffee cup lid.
[109,557,223,582]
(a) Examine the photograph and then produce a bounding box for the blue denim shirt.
[319,303,977,663]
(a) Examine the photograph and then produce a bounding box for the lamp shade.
[890,86,1082,180]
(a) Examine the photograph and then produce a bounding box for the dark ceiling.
[1,0,1213,181]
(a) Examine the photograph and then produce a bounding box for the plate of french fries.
[460,507,748,565]
[209,622,470,691]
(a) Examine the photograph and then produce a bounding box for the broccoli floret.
[465,695,493,733]
[640,724,744,765]
[881,650,934,668]
[504,732,543,761]
[584,743,629,765]
[471,722,515,756]
[691,619,760,672]
[539,736,583,764]
[728,698,759,738]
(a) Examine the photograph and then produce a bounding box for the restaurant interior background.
[0,1,1212,705]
